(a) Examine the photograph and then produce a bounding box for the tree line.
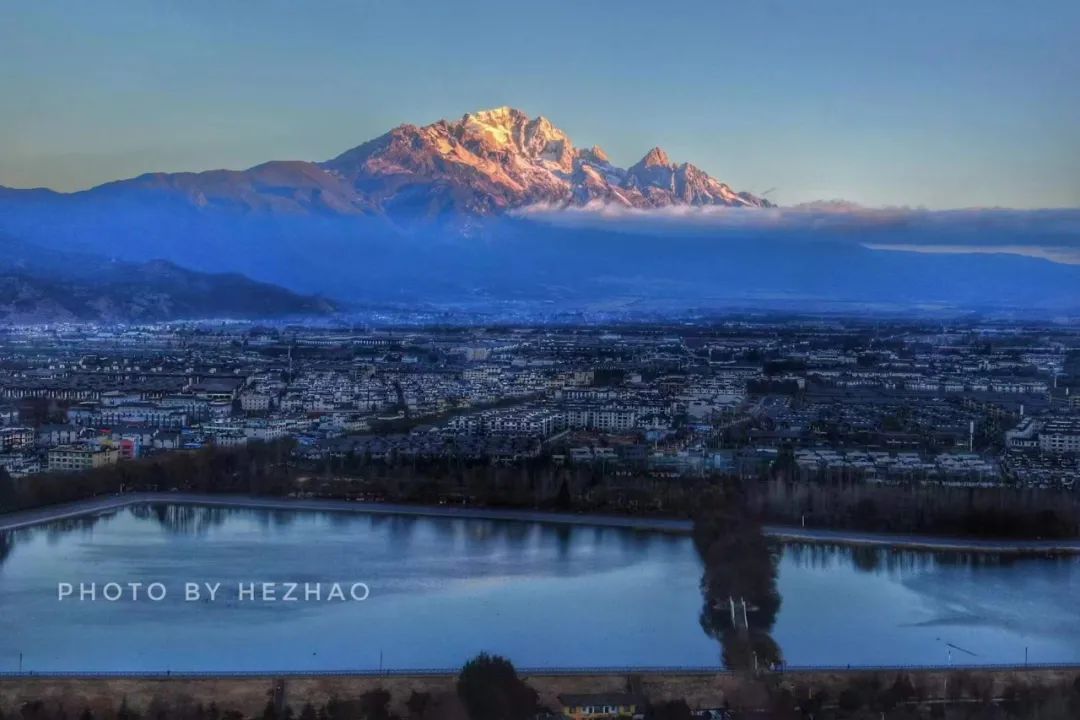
[0,440,298,515]
[5,655,1080,720]
[2,441,1079,541]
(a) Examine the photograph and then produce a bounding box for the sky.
[1,0,1078,209]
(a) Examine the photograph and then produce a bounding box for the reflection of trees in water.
[25,513,115,546]
[502,519,532,549]
[851,544,883,573]
[258,508,300,531]
[43,512,112,542]
[0,531,12,565]
[616,527,655,555]
[462,519,514,557]
[782,542,1050,578]
[370,514,421,549]
[0,512,117,566]
[130,503,232,536]
[693,494,784,672]
[553,524,573,560]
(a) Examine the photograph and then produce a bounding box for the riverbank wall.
[3,667,1078,717]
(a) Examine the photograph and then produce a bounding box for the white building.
[1039,418,1080,454]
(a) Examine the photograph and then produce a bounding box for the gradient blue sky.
[2,0,1078,208]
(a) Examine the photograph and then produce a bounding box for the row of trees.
[8,660,1080,720]
[0,440,298,514]
[2,653,537,720]
[765,671,1080,719]
[745,474,1080,539]
[3,438,1078,541]
[302,449,1080,540]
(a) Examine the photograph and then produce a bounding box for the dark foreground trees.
[4,668,1080,720]
[456,653,538,720]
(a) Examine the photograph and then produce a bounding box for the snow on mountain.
[321,106,772,215]
[0,106,771,219]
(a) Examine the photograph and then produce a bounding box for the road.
[2,492,1079,554]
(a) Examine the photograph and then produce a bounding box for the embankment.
[3,667,1079,716]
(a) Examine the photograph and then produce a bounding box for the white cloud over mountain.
[514,203,1080,265]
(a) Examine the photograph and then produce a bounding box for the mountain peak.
[638,147,673,168]
[29,106,772,217]
[463,105,526,127]
[452,107,572,161]
[584,145,609,164]
[474,105,519,118]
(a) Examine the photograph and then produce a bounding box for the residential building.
[48,444,120,472]
[558,694,645,720]
[1039,418,1080,454]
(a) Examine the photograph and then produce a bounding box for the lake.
[1,504,1078,672]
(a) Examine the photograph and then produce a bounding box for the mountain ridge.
[0,107,771,218]
[0,239,338,322]
[2,108,1075,313]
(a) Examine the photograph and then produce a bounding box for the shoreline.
[2,491,1079,554]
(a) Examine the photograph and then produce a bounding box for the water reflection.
[0,504,1077,672]
[784,542,1070,575]
[130,503,233,536]
[694,511,783,672]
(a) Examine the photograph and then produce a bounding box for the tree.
[405,692,432,720]
[116,700,140,720]
[797,690,827,718]
[693,488,784,672]
[19,701,48,720]
[650,700,692,720]
[883,674,917,708]
[358,689,394,720]
[324,696,393,720]
[555,479,571,510]
[837,688,864,715]
[0,467,17,511]
[456,653,537,720]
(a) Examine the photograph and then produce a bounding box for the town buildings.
[0,318,1075,488]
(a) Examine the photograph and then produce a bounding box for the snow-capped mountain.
[322,106,772,214]
[1,107,1077,313]
[0,107,769,220]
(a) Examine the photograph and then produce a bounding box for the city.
[0,318,1076,494]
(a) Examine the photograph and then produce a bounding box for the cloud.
[512,202,1080,264]
[863,243,1080,265]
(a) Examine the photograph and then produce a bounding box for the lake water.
[1,504,1078,672]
